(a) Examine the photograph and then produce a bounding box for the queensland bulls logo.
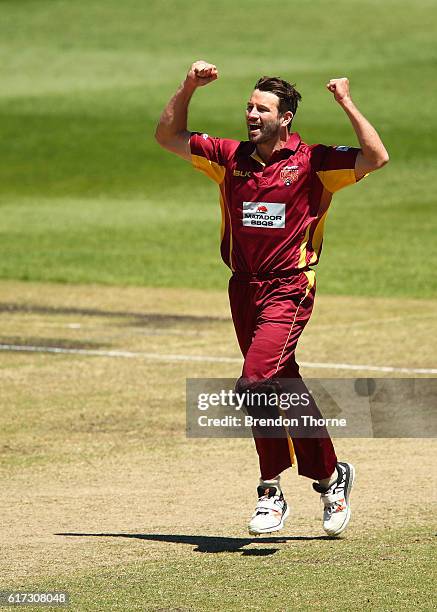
[280,165,299,186]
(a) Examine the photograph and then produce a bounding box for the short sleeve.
[189,132,236,184]
[311,144,363,193]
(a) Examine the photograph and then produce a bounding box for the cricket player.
[155,61,389,536]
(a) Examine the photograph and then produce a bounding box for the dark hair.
[254,76,302,131]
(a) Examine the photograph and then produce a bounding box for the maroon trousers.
[229,271,337,481]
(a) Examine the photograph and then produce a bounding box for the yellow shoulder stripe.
[192,154,226,184]
[316,168,356,193]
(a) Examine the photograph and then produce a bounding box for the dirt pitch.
[0,281,436,610]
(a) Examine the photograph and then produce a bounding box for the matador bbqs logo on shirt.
[242,202,286,228]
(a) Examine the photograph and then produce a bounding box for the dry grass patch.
[0,281,435,608]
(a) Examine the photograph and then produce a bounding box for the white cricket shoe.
[313,462,355,537]
[248,486,290,535]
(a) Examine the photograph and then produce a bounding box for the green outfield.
[1,0,436,296]
[1,1,436,610]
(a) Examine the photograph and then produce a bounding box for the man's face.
[246,89,285,144]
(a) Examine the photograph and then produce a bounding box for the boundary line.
[0,343,436,374]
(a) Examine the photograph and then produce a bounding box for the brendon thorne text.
[198,415,347,428]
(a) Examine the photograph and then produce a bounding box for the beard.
[247,119,282,144]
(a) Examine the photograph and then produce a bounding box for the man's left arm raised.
[326,77,389,180]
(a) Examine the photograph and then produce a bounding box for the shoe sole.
[325,462,355,537]
[248,504,290,536]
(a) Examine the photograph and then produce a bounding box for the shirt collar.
[283,131,301,152]
[249,132,301,166]
[250,150,266,166]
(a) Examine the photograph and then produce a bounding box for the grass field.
[1,0,436,295]
[1,1,436,610]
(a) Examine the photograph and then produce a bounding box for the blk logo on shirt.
[233,169,251,178]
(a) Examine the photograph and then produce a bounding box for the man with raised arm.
[155,61,388,536]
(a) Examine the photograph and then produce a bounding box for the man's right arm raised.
[154,61,218,161]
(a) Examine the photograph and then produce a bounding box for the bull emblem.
[280,165,299,186]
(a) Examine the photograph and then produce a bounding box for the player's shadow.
[56,532,337,555]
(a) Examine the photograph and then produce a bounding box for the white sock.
[318,468,338,489]
[259,475,281,494]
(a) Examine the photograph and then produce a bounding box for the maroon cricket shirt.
[190,131,362,276]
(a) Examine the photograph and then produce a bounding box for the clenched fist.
[326,77,351,104]
[186,60,218,88]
